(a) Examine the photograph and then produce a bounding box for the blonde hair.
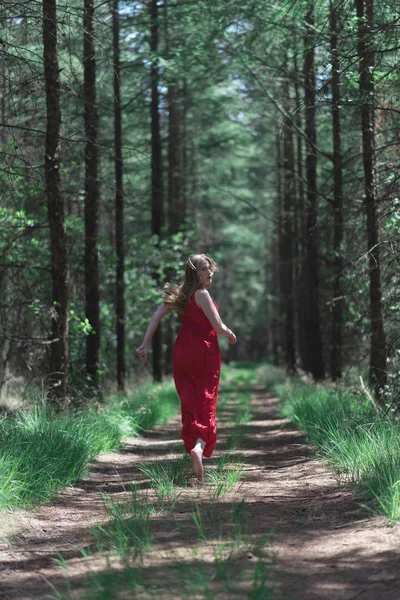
[163,254,218,313]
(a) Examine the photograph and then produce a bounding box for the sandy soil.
[0,389,399,600]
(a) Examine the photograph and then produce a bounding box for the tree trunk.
[330,0,344,381]
[272,139,283,366]
[182,78,189,218]
[113,0,125,391]
[302,4,325,380]
[150,0,164,382]
[163,1,184,376]
[164,82,182,375]
[356,0,387,398]
[281,80,296,374]
[42,0,69,399]
[1,43,6,149]
[294,59,308,372]
[168,84,184,235]
[83,0,100,389]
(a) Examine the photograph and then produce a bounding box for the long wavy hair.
[163,253,218,313]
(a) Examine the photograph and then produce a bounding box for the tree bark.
[164,83,182,375]
[330,0,344,381]
[272,140,283,366]
[113,0,125,391]
[168,84,184,235]
[1,39,6,149]
[356,0,387,398]
[182,78,189,220]
[42,0,69,399]
[83,0,100,388]
[293,58,308,372]
[163,0,184,376]
[281,80,296,375]
[150,0,164,382]
[303,3,325,380]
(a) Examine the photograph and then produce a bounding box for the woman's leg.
[190,438,205,480]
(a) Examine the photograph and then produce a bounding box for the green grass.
[182,502,273,599]
[92,487,152,563]
[232,391,253,424]
[0,364,253,512]
[255,363,288,390]
[226,430,245,450]
[0,380,179,511]
[115,381,179,433]
[47,566,148,600]
[218,366,257,427]
[0,409,115,509]
[206,452,245,498]
[278,379,400,520]
[220,363,259,387]
[138,455,189,507]
[46,365,275,600]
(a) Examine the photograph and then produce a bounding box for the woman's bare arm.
[136,303,175,362]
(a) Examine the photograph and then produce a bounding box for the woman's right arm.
[136,303,175,362]
[194,289,237,345]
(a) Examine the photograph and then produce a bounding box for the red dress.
[173,292,221,457]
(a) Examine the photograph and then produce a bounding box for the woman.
[136,254,237,480]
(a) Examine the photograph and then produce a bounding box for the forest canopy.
[0,0,399,405]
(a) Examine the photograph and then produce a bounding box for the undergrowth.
[0,380,179,510]
[47,364,274,600]
[275,377,400,521]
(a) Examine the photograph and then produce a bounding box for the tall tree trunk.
[302,4,325,380]
[163,0,183,375]
[168,84,184,235]
[182,78,189,217]
[330,0,344,381]
[150,0,164,382]
[356,0,387,398]
[164,84,183,375]
[113,0,125,391]
[272,139,283,366]
[281,80,296,374]
[294,59,308,372]
[42,0,69,399]
[83,0,100,389]
[1,39,6,149]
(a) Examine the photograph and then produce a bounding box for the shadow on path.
[0,389,399,599]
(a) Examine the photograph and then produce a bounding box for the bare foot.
[190,447,204,481]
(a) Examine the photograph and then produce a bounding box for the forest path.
[0,385,399,599]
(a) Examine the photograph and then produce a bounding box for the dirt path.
[1,388,400,599]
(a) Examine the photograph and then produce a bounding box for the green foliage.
[70,568,146,600]
[0,380,179,510]
[255,364,288,389]
[2,0,399,401]
[114,380,179,432]
[0,410,98,509]
[232,391,253,424]
[279,380,400,521]
[44,367,275,599]
[93,488,152,563]
[138,456,189,506]
[206,453,245,499]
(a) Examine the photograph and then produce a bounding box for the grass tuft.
[45,365,275,600]
[206,452,245,498]
[279,379,400,520]
[0,380,179,511]
[92,487,152,563]
[138,455,188,507]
